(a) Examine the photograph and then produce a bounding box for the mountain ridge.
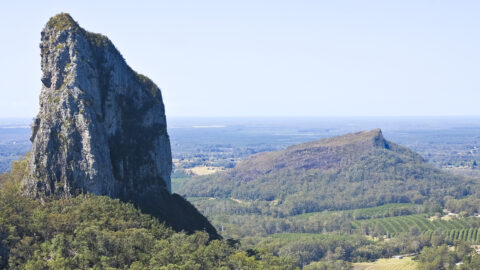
[229,129,423,182]
[181,129,472,215]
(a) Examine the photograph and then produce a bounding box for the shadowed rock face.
[23,13,218,237]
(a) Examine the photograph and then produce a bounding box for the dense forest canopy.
[175,130,480,268]
[0,160,297,269]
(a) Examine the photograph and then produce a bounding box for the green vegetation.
[46,13,109,49]
[0,161,297,269]
[440,228,480,243]
[187,196,480,264]
[352,214,480,237]
[3,122,480,267]
[46,13,79,32]
[304,260,353,269]
[85,31,110,48]
[179,131,477,251]
[252,233,375,266]
[175,131,480,266]
[181,130,473,216]
[293,203,420,220]
[353,257,417,270]
[134,70,161,98]
[184,192,480,265]
[417,242,480,270]
[445,197,480,215]
[162,130,480,269]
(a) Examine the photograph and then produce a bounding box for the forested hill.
[180,129,475,215]
[0,162,297,269]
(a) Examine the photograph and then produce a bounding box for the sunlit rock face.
[23,13,218,237]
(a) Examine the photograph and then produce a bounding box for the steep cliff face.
[23,13,218,237]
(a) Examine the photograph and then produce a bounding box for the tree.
[417,245,456,270]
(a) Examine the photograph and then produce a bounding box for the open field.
[354,257,417,270]
[185,166,225,175]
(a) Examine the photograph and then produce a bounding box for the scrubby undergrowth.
[0,160,296,269]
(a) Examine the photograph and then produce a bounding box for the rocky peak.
[370,129,389,149]
[296,128,388,149]
[23,13,218,237]
[27,12,171,197]
[228,128,417,182]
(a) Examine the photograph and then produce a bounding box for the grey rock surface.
[23,13,218,237]
[24,13,171,197]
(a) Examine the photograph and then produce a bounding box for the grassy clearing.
[185,166,225,175]
[353,257,417,270]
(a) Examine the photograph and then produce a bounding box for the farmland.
[353,257,417,270]
[352,214,480,239]
[3,117,480,268]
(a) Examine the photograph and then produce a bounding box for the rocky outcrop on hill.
[23,13,218,237]
[180,129,471,214]
[229,129,423,181]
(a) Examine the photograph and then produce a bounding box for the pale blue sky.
[0,1,479,117]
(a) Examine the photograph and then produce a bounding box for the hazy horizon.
[1,1,479,118]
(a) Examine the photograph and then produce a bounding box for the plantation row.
[352,214,474,236]
[424,228,480,243]
[293,203,421,220]
[347,203,421,220]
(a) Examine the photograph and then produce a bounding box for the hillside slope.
[180,129,473,215]
[0,164,296,269]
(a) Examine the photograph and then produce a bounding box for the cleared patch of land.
[354,257,417,270]
[185,166,225,175]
